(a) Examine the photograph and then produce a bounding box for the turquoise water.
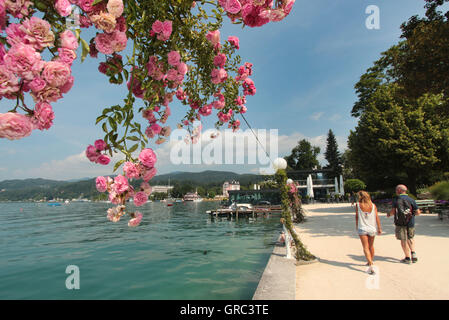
[0,201,280,299]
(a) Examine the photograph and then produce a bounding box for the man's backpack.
[394,197,413,226]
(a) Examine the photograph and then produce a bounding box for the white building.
[152,185,174,194]
[223,180,240,197]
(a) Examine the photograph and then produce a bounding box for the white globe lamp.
[273,158,287,171]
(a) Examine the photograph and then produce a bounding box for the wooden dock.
[206,205,282,219]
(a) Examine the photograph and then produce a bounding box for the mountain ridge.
[0,170,265,201]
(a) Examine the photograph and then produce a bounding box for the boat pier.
[206,205,282,219]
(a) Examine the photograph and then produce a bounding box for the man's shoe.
[411,252,418,263]
[400,258,412,264]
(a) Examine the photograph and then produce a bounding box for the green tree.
[348,84,447,195]
[341,150,355,180]
[285,139,321,171]
[324,129,342,178]
[348,0,449,195]
[344,179,367,194]
[208,190,216,199]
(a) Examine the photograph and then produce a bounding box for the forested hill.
[0,171,263,201]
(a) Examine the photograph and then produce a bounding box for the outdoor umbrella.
[307,175,314,199]
[339,175,345,196]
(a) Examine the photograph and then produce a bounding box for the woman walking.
[355,191,382,274]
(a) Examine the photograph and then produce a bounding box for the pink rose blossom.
[59,75,74,94]
[3,43,44,81]
[0,112,33,140]
[115,16,127,32]
[42,61,71,88]
[0,44,6,63]
[85,144,99,162]
[150,123,162,135]
[167,51,181,66]
[123,161,140,179]
[31,85,62,103]
[211,68,227,84]
[33,102,54,130]
[199,104,213,116]
[140,182,152,196]
[152,20,163,34]
[96,176,108,192]
[142,166,157,182]
[97,154,111,165]
[112,174,129,194]
[20,17,55,51]
[224,0,242,14]
[55,0,72,17]
[78,0,95,12]
[227,36,240,49]
[243,77,256,96]
[213,53,227,68]
[177,62,188,75]
[0,3,6,30]
[107,0,123,18]
[4,0,33,19]
[57,47,77,66]
[206,30,220,47]
[176,88,186,100]
[90,11,116,33]
[94,139,107,151]
[0,65,20,98]
[59,30,78,50]
[79,15,93,28]
[166,68,178,82]
[139,148,157,168]
[133,191,148,207]
[5,23,25,47]
[241,4,269,27]
[107,205,125,222]
[160,20,172,41]
[95,31,127,55]
[128,211,143,227]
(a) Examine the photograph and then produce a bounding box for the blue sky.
[0,0,433,180]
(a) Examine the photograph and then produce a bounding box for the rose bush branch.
[1,0,296,226]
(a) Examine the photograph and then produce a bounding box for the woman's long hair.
[357,191,372,205]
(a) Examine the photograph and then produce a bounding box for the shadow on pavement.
[317,258,367,274]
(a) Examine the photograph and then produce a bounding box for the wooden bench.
[415,200,437,213]
[416,200,449,220]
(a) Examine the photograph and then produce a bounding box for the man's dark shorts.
[395,226,415,240]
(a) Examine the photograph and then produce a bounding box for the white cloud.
[328,113,342,121]
[12,151,116,180]
[310,112,324,121]
[2,129,349,181]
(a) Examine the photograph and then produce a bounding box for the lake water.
[0,201,281,299]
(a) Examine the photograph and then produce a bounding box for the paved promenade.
[295,203,449,300]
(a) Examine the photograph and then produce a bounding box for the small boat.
[167,203,174,207]
[48,202,61,206]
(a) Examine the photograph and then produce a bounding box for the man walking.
[387,184,421,264]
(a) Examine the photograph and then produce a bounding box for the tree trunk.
[407,171,418,196]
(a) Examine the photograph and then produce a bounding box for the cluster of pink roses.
[95,148,158,226]
[85,139,111,165]
[218,0,296,27]
[124,23,186,145]
[57,0,128,56]
[150,20,173,41]
[0,7,78,140]
[107,205,143,227]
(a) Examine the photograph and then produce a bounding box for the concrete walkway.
[295,203,449,300]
